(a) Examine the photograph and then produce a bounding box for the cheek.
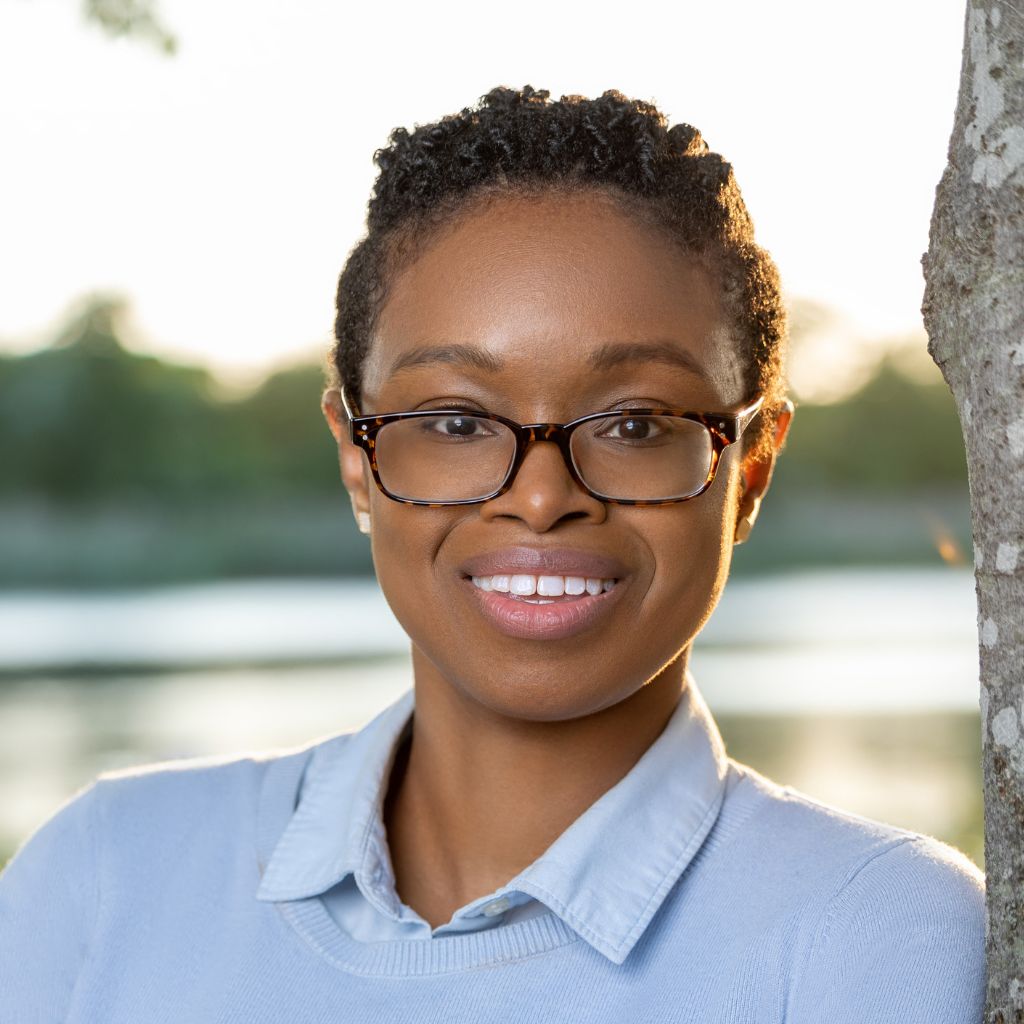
[367,501,456,640]
[638,476,738,639]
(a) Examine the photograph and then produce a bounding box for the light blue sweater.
[0,678,986,1022]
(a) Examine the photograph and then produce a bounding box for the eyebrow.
[386,340,711,382]
[387,344,504,377]
[587,341,711,382]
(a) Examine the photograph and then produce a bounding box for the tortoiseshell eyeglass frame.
[339,386,765,508]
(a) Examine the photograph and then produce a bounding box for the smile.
[462,574,625,640]
[470,574,618,603]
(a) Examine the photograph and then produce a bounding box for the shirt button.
[481,896,511,917]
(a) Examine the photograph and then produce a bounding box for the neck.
[382,649,689,929]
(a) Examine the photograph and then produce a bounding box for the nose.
[477,433,607,531]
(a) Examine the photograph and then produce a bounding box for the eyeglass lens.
[372,413,715,502]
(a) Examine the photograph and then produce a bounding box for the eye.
[420,413,501,441]
[597,415,666,442]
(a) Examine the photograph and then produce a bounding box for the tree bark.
[922,0,1024,1018]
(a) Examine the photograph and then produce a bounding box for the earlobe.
[734,512,756,545]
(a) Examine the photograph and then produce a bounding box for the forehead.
[363,192,745,408]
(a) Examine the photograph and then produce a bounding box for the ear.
[734,399,794,541]
[322,387,372,529]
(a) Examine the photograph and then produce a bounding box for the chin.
[438,644,671,723]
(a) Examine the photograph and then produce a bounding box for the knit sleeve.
[786,836,986,1024]
[0,779,101,1023]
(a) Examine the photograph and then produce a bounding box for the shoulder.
[0,737,336,1020]
[64,737,331,911]
[719,762,985,1022]
[88,738,321,839]
[9,729,352,888]
[721,759,983,891]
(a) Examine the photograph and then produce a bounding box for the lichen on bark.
[921,1,1024,1017]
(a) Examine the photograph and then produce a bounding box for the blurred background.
[1,0,983,870]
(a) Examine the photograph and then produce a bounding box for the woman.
[0,86,984,1022]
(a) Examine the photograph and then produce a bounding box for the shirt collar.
[256,670,730,964]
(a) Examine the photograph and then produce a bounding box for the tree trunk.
[921,1,1024,1018]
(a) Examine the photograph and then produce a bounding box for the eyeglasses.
[340,387,764,507]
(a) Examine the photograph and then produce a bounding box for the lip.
[460,546,629,580]
[461,576,627,641]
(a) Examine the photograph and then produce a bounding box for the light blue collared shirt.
[0,671,987,1021]
[256,669,730,961]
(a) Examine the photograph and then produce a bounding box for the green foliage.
[0,297,338,505]
[773,354,968,492]
[83,0,177,55]
[728,354,971,574]
[229,362,340,496]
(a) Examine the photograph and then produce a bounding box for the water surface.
[0,566,984,868]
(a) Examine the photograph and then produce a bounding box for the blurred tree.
[0,295,338,503]
[228,361,340,496]
[0,296,229,501]
[921,0,1024,1014]
[771,347,968,492]
[83,0,176,54]
[0,296,368,584]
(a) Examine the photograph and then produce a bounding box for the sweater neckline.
[255,745,583,976]
[255,674,731,975]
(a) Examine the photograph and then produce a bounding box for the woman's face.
[324,191,788,723]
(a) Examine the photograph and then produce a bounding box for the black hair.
[329,85,788,463]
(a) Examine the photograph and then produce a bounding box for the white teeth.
[510,574,537,596]
[537,575,565,597]
[471,574,618,596]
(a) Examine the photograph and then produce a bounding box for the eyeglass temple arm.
[339,385,362,436]
[726,395,765,443]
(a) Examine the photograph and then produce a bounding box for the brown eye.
[615,417,650,440]
[436,415,478,437]
[417,414,500,441]
[597,416,666,442]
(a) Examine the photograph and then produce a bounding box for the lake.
[0,565,985,869]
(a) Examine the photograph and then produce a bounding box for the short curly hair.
[329,85,789,464]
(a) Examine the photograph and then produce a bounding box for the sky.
[0,0,970,400]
